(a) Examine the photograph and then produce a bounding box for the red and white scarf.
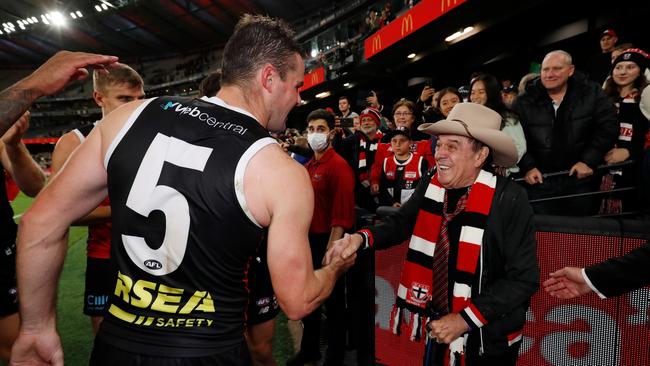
[357,131,383,186]
[391,170,496,365]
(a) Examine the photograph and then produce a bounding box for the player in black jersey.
[0,112,45,363]
[13,15,355,365]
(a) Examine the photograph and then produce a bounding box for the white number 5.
[122,133,213,276]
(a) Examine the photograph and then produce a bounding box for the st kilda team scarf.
[357,131,383,186]
[391,170,496,365]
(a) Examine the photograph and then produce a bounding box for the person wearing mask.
[288,109,355,366]
[469,73,526,176]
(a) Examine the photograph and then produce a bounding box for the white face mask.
[307,132,329,152]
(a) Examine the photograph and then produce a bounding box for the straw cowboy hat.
[418,102,518,167]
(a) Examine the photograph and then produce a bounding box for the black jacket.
[367,170,539,356]
[513,72,618,174]
[585,241,650,298]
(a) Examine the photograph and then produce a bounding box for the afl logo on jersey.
[144,259,163,270]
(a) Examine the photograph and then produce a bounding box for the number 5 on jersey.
[122,133,213,276]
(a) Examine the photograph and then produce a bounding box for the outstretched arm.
[0,51,118,137]
[245,147,355,320]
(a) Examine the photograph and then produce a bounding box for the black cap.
[386,127,411,140]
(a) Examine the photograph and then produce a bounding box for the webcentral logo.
[160,101,249,135]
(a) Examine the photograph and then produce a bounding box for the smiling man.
[326,103,539,366]
[513,50,618,215]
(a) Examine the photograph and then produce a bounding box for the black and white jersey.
[99,96,276,357]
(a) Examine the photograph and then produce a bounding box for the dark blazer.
[585,241,650,298]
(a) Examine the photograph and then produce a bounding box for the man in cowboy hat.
[326,103,539,365]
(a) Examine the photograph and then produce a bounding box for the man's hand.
[20,51,119,98]
[10,327,64,366]
[569,162,593,179]
[426,313,469,344]
[2,112,30,146]
[604,148,630,165]
[420,86,435,103]
[370,183,379,195]
[524,167,543,185]
[323,233,363,265]
[543,267,592,299]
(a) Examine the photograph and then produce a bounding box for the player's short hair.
[93,63,143,92]
[220,14,302,88]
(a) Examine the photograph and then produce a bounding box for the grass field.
[11,193,295,365]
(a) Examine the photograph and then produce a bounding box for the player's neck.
[216,86,268,127]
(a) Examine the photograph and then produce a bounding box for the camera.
[340,117,355,128]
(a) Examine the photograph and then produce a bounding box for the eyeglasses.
[394,112,413,117]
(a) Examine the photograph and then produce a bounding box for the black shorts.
[83,257,114,316]
[247,255,278,326]
[90,336,252,366]
[0,241,18,316]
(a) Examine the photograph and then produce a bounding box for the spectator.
[327,103,537,366]
[288,109,355,366]
[513,50,618,215]
[377,128,428,207]
[501,84,518,108]
[599,48,650,214]
[333,107,384,212]
[469,73,526,176]
[586,29,619,84]
[436,87,462,118]
[371,99,434,195]
[518,73,539,95]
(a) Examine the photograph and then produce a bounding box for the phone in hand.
[340,117,355,128]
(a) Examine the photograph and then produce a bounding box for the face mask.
[308,132,329,152]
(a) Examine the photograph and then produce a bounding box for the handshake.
[323,233,365,266]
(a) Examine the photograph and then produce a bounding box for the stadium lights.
[315,91,331,99]
[310,49,318,58]
[445,26,474,42]
[77,11,83,18]
[343,82,350,87]
[407,53,416,59]
[95,5,102,12]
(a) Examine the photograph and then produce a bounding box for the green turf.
[11,192,295,365]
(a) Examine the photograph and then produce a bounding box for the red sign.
[375,232,650,365]
[22,137,58,144]
[364,0,466,60]
[299,67,325,92]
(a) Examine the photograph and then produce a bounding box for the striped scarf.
[391,170,496,365]
[357,131,383,186]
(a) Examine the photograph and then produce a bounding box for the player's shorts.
[247,255,279,326]
[83,257,114,316]
[0,241,18,316]
[90,336,252,366]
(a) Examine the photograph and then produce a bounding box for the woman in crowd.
[469,73,527,176]
[435,87,462,118]
[600,48,650,214]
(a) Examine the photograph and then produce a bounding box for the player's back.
[100,95,274,357]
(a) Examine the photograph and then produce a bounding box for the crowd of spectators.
[281,31,649,219]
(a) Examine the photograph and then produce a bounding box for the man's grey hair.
[543,50,573,66]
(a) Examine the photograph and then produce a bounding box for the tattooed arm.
[0,51,118,136]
